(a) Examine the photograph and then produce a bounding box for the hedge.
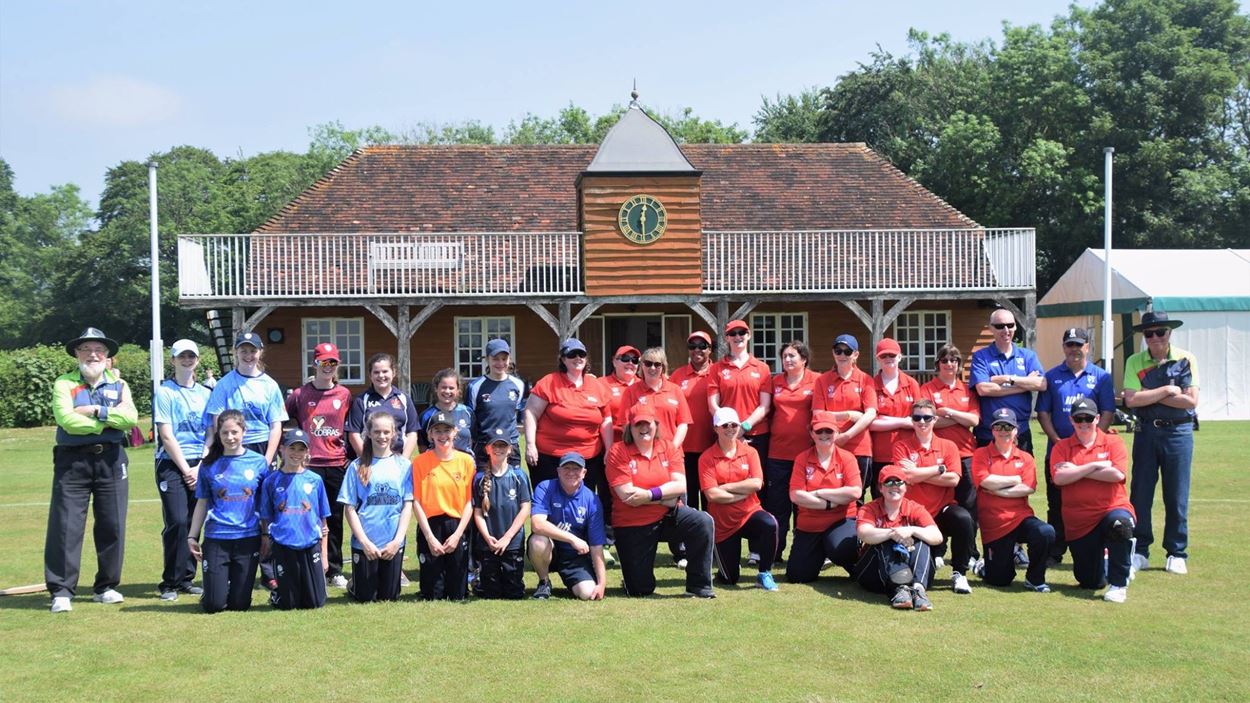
[0,343,221,428]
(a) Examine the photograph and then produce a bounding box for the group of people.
[44,306,1198,612]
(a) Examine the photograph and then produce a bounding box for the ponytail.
[479,471,493,517]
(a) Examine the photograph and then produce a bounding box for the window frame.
[890,309,952,375]
[301,317,366,384]
[748,312,809,373]
[453,315,516,379]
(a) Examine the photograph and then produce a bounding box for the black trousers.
[201,536,259,613]
[786,517,860,582]
[854,456,874,501]
[981,517,1055,587]
[417,514,470,601]
[761,458,795,559]
[474,548,526,599]
[270,542,327,609]
[615,506,714,596]
[349,546,405,602]
[155,459,198,592]
[714,510,779,584]
[535,452,610,531]
[309,463,347,577]
[855,540,934,593]
[243,441,277,585]
[953,456,980,559]
[683,452,704,511]
[933,504,976,574]
[1042,443,1067,557]
[45,443,128,598]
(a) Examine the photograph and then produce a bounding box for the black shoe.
[532,580,552,600]
[177,584,203,595]
[685,588,716,599]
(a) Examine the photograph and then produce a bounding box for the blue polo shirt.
[260,469,331,549]
[1035,361,1116,441]
[196,451,269,540]
[465,374,527,453]
[970,343,1044,442]
[531,479,605,557]
[202,369,288,447]
[154,379,211,461]
[338,454,413,550]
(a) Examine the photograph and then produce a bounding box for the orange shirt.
[671,363,714,453]
[857,497,935,531]
[870,371,922,462]
[411,449,474,519]
[622,379,693,447]
[606,438,683,528]
[812,367,878,457]
[602,373,638,441]
[919,377,979,458]
[707,356,772,436]
[768,370,817,461]
[698,440,764,542]
[891,435,962,517]
[531,372,610,458]
[970,444,1037,543]
[789,445,861,531]
[1051,430,1134,542]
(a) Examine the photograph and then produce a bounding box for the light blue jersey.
[260,470,331,549]
[154,379,211,461]
[202,369,288,447]
[196,451,269,540]
[339,454,414,550]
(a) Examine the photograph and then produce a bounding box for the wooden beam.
[840,300,873,331]
[881,296,917,331]
[240,305,278,334]
[409,301,444,331]
[558,302,572,339]
[568,302,603,336]
[684,300,719,331]
[363,304,398,338]
[395,306,411,391]
[870,299,885,375]
[1022,292,1037,350]
[527,303,561,335]
[730,301,758,323]
[715,301,729,357]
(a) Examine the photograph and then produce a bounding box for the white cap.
[712,407,741,426]
[171,339,200,358]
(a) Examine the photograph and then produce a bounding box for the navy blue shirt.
[472,467,533,551]
[346,387,420,454]
[531,479,605,556]
[1035,361,1116,441]
[465,374,527,452]
[970,343,1044,442]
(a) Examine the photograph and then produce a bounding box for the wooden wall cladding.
[579,175,702,296]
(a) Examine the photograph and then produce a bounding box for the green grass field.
[1,422,1247,702]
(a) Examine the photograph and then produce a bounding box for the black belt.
[58,443,118,454]
[1150,418,1194,428]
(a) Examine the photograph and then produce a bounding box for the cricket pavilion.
[177,99,1036,398]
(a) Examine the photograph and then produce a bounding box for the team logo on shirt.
[750,372,760,379]
[507,488,517,500]
[611,388,621,397]
[680,380,689,389]
[390,398,402,409]
[667,398,679,406]
[638,396,649,405]
[1097,452,1109,459]
[805,466,815,479]
[576,506,587,519]
[661,460,669,469]
[1016,358,1026,370]
[722,370,732,379]
[908,452,919,461]
[1014,461,1023,468]
[586,396,600,403]
[332,399,342,410]
[739,462,749,472]
[508,390,518,401]
[803,389,812,396]
[303,482,313,495]
[481,393,492,402]
[244,469,255,480]
[629,459,638,474]
[933,392,943,403]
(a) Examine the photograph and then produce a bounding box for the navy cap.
[560,338,587,356]
[426,412,455,432]
[282,428,309,447]
[833,334,859,352]
[1069,397,1099,419]
[485,338,511,357]
[1062,328,1088,344]
[234,332,264,349]
[557,452,587,469]
[991,408,1019,428]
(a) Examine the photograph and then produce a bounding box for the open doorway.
[579,314,691,374]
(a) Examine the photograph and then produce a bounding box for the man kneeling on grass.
[528,453,607,600]
[855,464,944,611]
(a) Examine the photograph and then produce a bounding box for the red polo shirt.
[768,369,817,461]
[812,367,878,457]
[1051,430,1134,542]
[891,434,962,517]
[870,371,922,462]
[698,440,764,542]
[857,497,935,531]
[919,377,979,458]
[708,356,772,436]
[622,379,693,447]
[602,373,638,441]
[671,363,714,453]
[970,444,1037,543]
[531,372,609,458]
[606,438,683,528]
[789,445,861,531]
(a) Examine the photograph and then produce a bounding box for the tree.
[753,89,825,143]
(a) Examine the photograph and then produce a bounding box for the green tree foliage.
[753,89,826,143]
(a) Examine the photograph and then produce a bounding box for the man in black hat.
[1123,311,1198,576]
[46,327,138,613]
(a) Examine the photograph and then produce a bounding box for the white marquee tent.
[1037,248,1250,420]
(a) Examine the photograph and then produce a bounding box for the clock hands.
[640,200,648,235]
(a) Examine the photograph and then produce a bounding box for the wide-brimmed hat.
[65,327,119,357]
[1133,311,1182,332]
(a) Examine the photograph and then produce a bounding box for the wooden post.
[396,305,412,391]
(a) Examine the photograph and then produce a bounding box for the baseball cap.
[488,433,511,446]
[1070,397,1099,419]
[810,410,839,432]
[234,332,263,349]
[878,464,907,486]
[990,407,1019,428]
[712,407,741,427]
[1062,328,1089,344]
[875,338,901,357]
[724,319,749,334]
[688,330,713,346]
[282,428,309,447]
[171,339,200,358]
[834,334,859,352]
[485,339,511,357]
[560,338,587,356]
[313,342,340,363]
[558,452,587,469]
[629,404,658,425]
[426,412,456,432]
[614,345,641,359]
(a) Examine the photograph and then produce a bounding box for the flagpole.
[1102,147,1114,370]
[148,161,163,400]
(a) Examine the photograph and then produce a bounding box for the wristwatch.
[937,465,947,475]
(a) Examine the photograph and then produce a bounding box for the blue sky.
[0,1,1100,209]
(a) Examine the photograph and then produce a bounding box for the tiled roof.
[257,143,978,233]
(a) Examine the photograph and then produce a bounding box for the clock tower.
[577,98,703,296]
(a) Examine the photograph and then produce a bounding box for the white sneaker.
[675,558,689,570]
[328,574,348,588]
[92,589,124,604]
[603,548,616,566]
[820,558,834,571]
[1165,556,1188,575]
[747,552,760,566]
[159,590,178,602]
[50,596,72,613]
[952,573,972,594]
[1131,553,1149,574]
[970,558,985,578]
[1103,585,1128,603]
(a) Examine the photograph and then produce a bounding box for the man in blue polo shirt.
[528,452,607,600]
[970,308,1047,453]
[465,339,527,469]
[1035,327,1115,563]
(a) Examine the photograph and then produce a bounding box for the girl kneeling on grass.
[472,437,533,599]
[186,410,269,613]
[340,412,414,603]
[259,429,331,610]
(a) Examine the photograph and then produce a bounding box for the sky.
[0,0,1101,210]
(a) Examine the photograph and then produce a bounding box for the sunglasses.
[882,479,906,487]
[878,353,898,360]
[1142,328,1170,339]
[617,355,639,364]
[1072,415,1097,424]
[833,347,854,356]
[812,428,835,435]
[726,330,749,338]
[939,357,961,364]
[991,423,1016,432]
[1064,341,1085,348]
[687,342,710,351]
[641,360,663,369]
[911,414,936,423]
[991,322,1017,330]
[317,360,339,368]
[562,350,588,359]
[718,422,740,430]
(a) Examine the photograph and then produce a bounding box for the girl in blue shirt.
[419,368,475,454]
[186,410,269,613]
[472,438,532,599]
[260,429,331,610]
[341,412,414,602]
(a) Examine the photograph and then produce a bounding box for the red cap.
[878,464,907,486]
[688,330,713,345]
[314,343,340,363]
[629,403,658,425]
[725,319,749,334]
[614,345,641,359]
[810,410,839,432]
[875,338,901,357]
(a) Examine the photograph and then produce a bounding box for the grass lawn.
[1,422,1247,702]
